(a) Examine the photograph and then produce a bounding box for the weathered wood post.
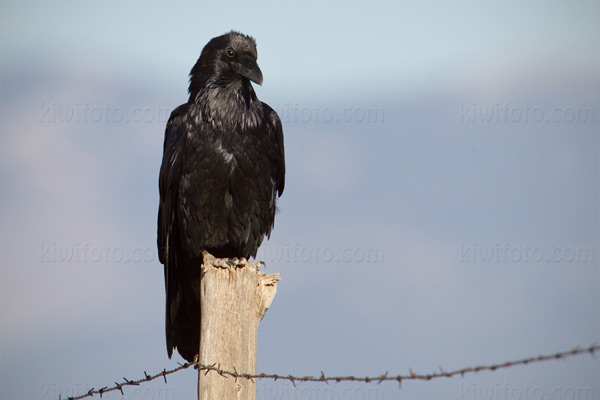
[197,256,280,400]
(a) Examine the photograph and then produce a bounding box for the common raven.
[157,31,285,362]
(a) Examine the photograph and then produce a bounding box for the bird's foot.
[228,257,249,268]
[202,251,231,269]
[202,251,257,270]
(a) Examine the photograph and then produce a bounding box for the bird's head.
[189,31,263,100]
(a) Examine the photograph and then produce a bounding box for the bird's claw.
[225,259,236,267]
[229,257,250,267]
[202,251,255,269]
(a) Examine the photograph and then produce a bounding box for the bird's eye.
[225,47,235,58]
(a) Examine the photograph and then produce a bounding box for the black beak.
[239,58,263,86]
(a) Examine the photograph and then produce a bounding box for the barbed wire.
[62,344,598,399]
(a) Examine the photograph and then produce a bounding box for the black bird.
[157,31,285,362]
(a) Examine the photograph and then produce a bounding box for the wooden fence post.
[197,257,280,400]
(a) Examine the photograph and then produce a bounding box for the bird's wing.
[262,103,286,197]
[157,103,188,358]
[158,104,188,263]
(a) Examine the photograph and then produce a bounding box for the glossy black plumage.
[157,31,285,362]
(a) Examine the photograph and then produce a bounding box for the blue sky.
[1,0,599,399]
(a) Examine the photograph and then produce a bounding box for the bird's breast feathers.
[214,141,235,165]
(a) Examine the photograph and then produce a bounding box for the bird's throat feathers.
[190,78,261,131]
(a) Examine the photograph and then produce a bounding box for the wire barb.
[63,344,599,400]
